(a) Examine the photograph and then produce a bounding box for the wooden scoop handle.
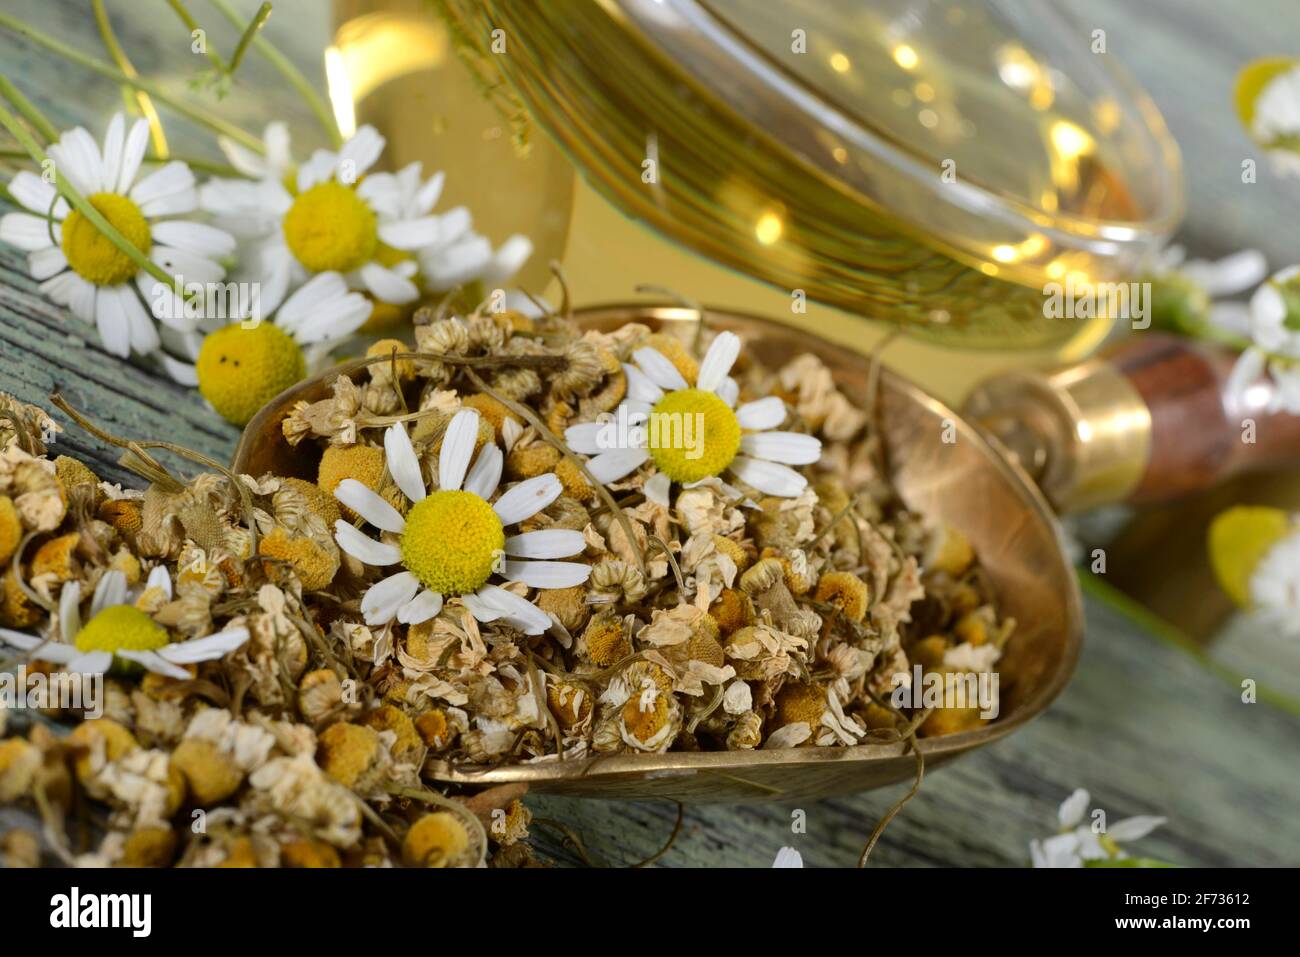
[964,333,1300,512]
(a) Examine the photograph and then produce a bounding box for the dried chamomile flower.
[488,799,531,846]
[403,811,471,867]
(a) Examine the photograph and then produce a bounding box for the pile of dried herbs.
[0,300,1013,868]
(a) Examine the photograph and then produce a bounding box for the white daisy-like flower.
[201,124,440,314]
[0,113,235,358]
[166,270,372,387]
[0,568,249,680]
[564,331,822,500]
[1029,788,1167,868]
[333,409,592,633]
[1224,265,1300,416]
[1247,530,1300,638]
[1249,63,1300,177]
[416,203,533,293]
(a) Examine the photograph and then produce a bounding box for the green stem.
[207,0,342,146]
[164,0,227,74]
[0,146,241,178]
[0,98,182,294]
[91,0,171,157]
[1077,569,1300,719]
[227,1,272,76]
[0,73,59,143]
[0,12,263,153]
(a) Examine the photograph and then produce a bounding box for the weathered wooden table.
[1,0,1297,867]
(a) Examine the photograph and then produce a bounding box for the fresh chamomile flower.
[202,125,441,314]
[1239,60,1300,177]
[564,331,822,500]
[1224,265,1300,415]
[0,113,235,358]
[1246,529,1300,638]
[183,271,370,424]
[1029,788,1167,868]
[333,408,592,633]
[1144,245,1267,337]
[0,568,249,679]
[415,203,533,293]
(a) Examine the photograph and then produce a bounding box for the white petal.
[728,454,807,497]
[116,649,191,680]
[439,408,480,492]
[586,447,649,484]
[0,629,43,651]
[624,363,666,403]
[1108,816,1167,842]
[65,651,113,675]
[339,125,385,180]
[740,431,822,465]
[6,170,61,215]
[362,571,420,625]
[334,520,401,566]
[104,285,158,356]
[58,581,82,639]
[504,529,585,559]
[91,570,128,616]
[463,444,503,500]
[94,286,132,358]
[493,474,562,525]
[397,590,443,625]
[0,212,57,251]
[378,217,439,250]
[643,471,672,506]
[1058,788,1091,828]
[736,396,787,430]
[27,247,67,281]
[501,560,592,589]
[149,246,224,284]
[146,564,172,599]
[1183,249,1268,297]
[151,221,236,258]
[716,376,740,408]
[116,118,151,192]
[565,421,609,454]
[385,424,426,503]
[49,127,103,195]
[473,584,552,634]
[697,331,740,391]
[460,591,503,624]
[359,261,419,304]
[634,347,690,390]
[99,114,125,198]
[157,627,250,663]
[483,234,532,284]
[335,478,405,533]
[129,161,196,211]
[159,354,199,386]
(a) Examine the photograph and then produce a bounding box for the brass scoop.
[234,304,1081,803]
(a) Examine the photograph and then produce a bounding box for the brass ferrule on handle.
[964,333,1300,513]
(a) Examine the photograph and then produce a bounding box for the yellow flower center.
[61,192,151,286]
[74,605,168,654]
[195,322,306,426]
[647,388,741,484]
[282,181,377,273]
[400,490,505,596]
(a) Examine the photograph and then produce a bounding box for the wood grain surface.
[0,0,1297,867]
